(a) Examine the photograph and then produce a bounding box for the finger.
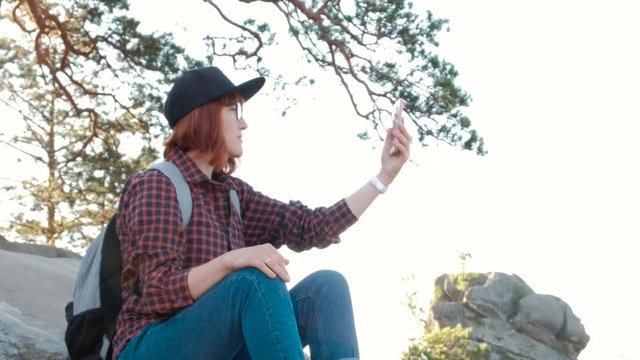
[393,126,410,140]
[256,260,277,279]
[263,253,289,270]
[397,136,411,152]
[266,259,290,282]
[393,129,411,148]
[392,138,410,157]
[395,123,412,142]
[263,248,288,265]
[275,265,291,282]
[382,129,393,149]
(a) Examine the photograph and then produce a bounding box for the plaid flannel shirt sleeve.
[119,171,194,315]
[235,179,358,251]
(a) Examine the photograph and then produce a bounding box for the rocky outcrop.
[0,238,80,359]
[429,272,590,360]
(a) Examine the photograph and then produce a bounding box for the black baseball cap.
[163,66,265,128]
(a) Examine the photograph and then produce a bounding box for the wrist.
[370,175,388,194]
[217,251,234,273]
[376,171,393,188]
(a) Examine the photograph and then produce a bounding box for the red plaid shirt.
[111,147,358,357]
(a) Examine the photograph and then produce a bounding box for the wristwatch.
[369,176,388,194]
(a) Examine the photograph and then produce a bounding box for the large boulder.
[0,238,80,359]
[428,272,590,360]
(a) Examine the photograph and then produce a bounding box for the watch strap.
[369,176,388,194]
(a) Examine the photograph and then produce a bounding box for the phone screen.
[393,99,405,128]
[389,98,406,155]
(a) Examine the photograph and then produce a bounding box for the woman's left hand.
[378,123,412,186]
[343,121,412,217]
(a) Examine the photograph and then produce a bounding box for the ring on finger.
[264,258,271,265]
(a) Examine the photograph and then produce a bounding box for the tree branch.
[0,139,46,164]
[203,0,264,60]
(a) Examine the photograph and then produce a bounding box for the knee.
[311,269,348,286]
[307,270,351,298]
[231,267,270,280]
[228,268,288,295]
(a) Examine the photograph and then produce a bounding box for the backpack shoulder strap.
[149,161,192,228]
[150,161,242,226]
[229,188,242,225]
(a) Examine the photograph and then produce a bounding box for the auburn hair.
[164,93,243,174]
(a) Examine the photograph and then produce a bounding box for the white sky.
[1,1,639,359]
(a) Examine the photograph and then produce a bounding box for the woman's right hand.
[222,244,291,282]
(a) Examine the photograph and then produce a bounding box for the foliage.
[405,279,486,359]
[402,280,486,360]
[207,0,486,154]
[402,324,487,360]
[431,285,445,305]
[404,251,486,359]
[454,272,482,293]
[404,275,428,327]
[0,0,201,246]
[0,0,485,248]
[459,251,472,274]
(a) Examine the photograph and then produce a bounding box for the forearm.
[187,255,233,299]
[345,172,392,218]
[240,180,358,251]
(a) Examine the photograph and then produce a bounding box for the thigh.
[118,270,258,360]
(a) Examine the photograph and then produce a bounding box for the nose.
[239,117,248,130]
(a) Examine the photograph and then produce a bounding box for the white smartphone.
[389,98,406,155]
[393,98,405,128]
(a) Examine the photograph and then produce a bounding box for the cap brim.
[234,77,265,102]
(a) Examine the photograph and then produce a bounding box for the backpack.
[64,161,241,360]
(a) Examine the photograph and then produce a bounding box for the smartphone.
[392,98,405,129]
[389,98,406,155]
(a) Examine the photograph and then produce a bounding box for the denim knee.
[292,269,354,312]
[306,270,350,296]
[310,269,348,286]
[229,267,279,283]
[224,268,288,297]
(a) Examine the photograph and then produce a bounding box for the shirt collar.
[165,147,237,189]
[165,147,212,185]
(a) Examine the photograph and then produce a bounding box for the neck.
[187,151,214,178]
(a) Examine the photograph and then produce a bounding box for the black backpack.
[64,161,241,359]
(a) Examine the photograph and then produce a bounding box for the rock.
[428,272,590,360]
[0,301,68,360]
[0,240,80,360]
[512,294,590,356]
[464,272,535,319]
[0,236,81,260]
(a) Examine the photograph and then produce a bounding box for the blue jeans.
[118,268,359,360]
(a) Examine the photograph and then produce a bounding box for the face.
[221,101,247,159]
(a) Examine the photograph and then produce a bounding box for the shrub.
[402,324,486,360]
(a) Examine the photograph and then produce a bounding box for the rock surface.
[429,272,590,360]
[0,237,80,360]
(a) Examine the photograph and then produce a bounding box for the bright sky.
[1,1,639,359]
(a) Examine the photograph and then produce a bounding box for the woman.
[113,66,411,360]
